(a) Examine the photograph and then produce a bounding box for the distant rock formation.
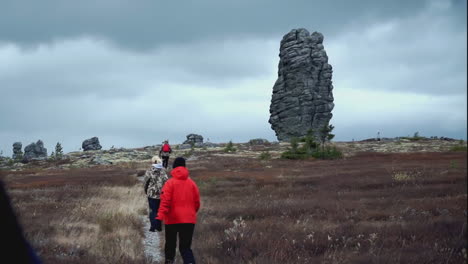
[248,138,270,145]
[269,28,334,141]
[12,142,23,160]
[82,137,102,151]
[23,140,47,162]
[183,134,204,147]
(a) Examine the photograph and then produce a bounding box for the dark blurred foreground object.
[0,180,42,264]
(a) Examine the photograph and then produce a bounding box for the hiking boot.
[149,227,156,232]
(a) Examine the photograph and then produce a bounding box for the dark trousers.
[162,156,169,169]
[148,197,161,229]
[165,223,196,264]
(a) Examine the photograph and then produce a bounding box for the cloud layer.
[0,0,466,155]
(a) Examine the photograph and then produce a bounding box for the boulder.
[82,137,102,151]
[249,138,270,145]
[23,140,47,162]
[269,29,334,141]
[440,137,456,141]
[183,134,204,145]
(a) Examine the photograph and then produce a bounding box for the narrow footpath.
[138,176,162,263]
[140,215,162,263]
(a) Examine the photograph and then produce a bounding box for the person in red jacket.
[155,157,200,264]
[159,140,172,169]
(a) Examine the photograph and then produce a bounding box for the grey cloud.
[0,37,278,101]
[0,0,466,156]
[327,1,467,95]
[1,0,435,50]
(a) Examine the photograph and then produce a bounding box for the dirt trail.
[140,215,162,263]
[137,175,163,263]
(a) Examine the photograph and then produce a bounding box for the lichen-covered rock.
[23,140,47,162]
[12,142,23,160]
[91,156,113,165]
[178,144,193,150]
[183,134,204,145]
[203,142,219,148]
[269,28,334,141]
[82,137,102,151]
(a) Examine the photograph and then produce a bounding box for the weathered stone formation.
[12,142,23,160]
[183,134,204,146]
[269,28,334,141]
[23,140,47,162]
[249,138,270,145]
[82,137,102,151]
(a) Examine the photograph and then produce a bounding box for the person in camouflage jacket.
[144,160,169,232]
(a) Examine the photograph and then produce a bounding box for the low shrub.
[392,172,413,182]
[224,141,237,153]
[450,160,458,169]
[281,132,343,160]
[311,145,344,160]
[259,151,272,160]
[280,150,308,160]
[6,158,15,166]
[450,144,467,152]
[183,143,196,157]
[400,132,427,141]
[184,149,194,157]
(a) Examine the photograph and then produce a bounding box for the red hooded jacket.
[156,166,200,224]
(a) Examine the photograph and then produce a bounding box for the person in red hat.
[155,157,200,264]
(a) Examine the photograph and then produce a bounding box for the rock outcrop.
[269,28,334,141]
[82,137,102,151]
[23,140,47,162]
[12,142,23,160]
[178,144,193,150]
[249,138,270,145]
[183,134,204,147]
[91,156,113,165]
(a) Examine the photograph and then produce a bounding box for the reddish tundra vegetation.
[1,142,466,264]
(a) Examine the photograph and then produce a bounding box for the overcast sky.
[0,0,466,155]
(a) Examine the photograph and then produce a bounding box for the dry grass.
[189,152,467,264]
[3,168,149,264]
[1,150,466,264]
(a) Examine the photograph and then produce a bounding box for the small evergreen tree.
[290,137,299,152]
[318,124,335,153]
[281,137,307,159]
[303,129,318,155]
[259,151,271,160]
[55,142,64,160]
[281,125,341,160]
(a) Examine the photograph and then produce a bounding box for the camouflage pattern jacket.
[143,166,169,199]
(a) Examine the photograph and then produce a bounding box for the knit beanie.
[172,157,186,169]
